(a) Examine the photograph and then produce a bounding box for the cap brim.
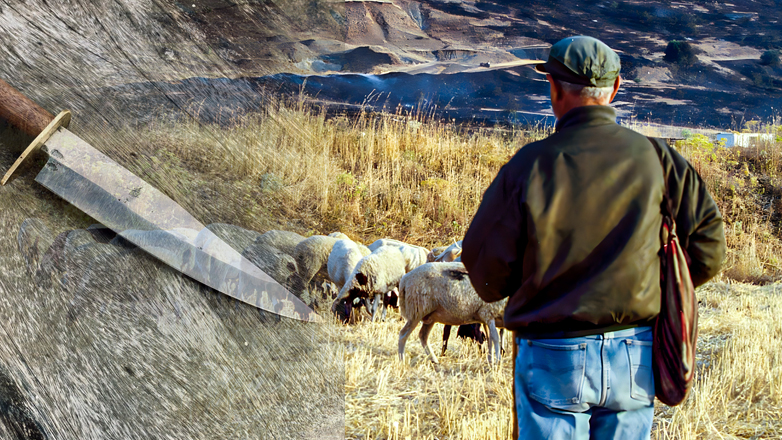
[534,62,548,74]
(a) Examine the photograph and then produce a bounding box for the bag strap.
[647,136,674,221]
[647,136,679,251]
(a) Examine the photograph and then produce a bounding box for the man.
[461,36,726,440]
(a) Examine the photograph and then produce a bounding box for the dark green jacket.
[461,105,726,338]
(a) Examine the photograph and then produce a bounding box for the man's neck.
[553,99,610,119]
[554,105,617,132]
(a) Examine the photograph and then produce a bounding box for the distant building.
[714,132,774,147]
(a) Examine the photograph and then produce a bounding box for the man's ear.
[547,74,561,102]
[608,76,622,103]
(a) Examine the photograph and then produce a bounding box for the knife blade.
[0,78,321,323]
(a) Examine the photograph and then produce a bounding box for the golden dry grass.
[316,282,782,440]
[111,99,782,283]
[314,280,782,440]
[320,306,516,440]
[97,99,782,439]
[103,98,545,248]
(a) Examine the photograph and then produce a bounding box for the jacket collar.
[555,105,618,132]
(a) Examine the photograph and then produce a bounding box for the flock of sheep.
[16,218,507,365]
[294,232,507,365]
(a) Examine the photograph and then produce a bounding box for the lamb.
[397,262,507,365]
[331,245,407,322]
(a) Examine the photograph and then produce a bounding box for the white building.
[714,132,774,147]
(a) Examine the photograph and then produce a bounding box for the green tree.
[760,50,780,66]
[664,40,698,66]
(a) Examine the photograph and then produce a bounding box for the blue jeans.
[514,327,655,440]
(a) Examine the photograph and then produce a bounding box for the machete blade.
[34,126,321,323]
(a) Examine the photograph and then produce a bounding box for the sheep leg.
[441,325,452,356]
[487,320,501,365]
[419,322,439,364]
[370,293,383,322]
[398,318,421,362]
[359,298,373,320]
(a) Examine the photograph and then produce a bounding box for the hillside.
[1,0,781,128]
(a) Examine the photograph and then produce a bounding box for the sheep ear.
[445,268,468,281]
[356,272,368,286]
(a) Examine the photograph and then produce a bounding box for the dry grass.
[313,280,782,440]
[319,306,516,440]
[87,99,782,439]
[109,99,782,282]
[101,98,545,248]
[652,281,782,439]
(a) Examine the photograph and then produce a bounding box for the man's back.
[464,34,727,440]
[462,105,725,337]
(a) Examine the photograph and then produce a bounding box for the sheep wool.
[327,239,371,289]
[398,261,506,365]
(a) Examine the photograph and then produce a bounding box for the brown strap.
[647,136,675,221]
[511,330,518,440]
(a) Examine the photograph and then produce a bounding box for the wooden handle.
[0,78,54,138]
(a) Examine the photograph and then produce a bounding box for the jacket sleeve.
[461,164,527,303]
[662,143,727,287]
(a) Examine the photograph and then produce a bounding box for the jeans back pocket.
[521,340,587,410]
[625,339,655,403]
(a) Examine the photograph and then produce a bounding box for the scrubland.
[102,99,782,439]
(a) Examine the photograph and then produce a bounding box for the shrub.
[760,50,780,66]
[664,40,698,66]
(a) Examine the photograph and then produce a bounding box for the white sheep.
[332,245,408,322]
[367,238,429,272]
[397,262,506,365]
[327,239,372,289]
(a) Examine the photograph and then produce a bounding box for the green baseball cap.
[535,36,621,87]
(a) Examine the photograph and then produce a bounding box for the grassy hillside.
[4,98,781,439]
[101,98,782,284]
[88,100,780,438]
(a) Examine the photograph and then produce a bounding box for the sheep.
[441,323,485,356]
[367,238,407,251]
[294,233,363,300]
[332,245,407,322]
[367,238,429,272]
[242,233,302,292]
[254,229,306,256]
[327,239,372,289]
[294,235,342,290]
[205,223,264,253]
[397,262,507,365]
[421,241,490,357]
[427,241,462,263]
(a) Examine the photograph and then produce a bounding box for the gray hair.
[558,80,614,103]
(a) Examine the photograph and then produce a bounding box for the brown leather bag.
[649,137,698,406]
